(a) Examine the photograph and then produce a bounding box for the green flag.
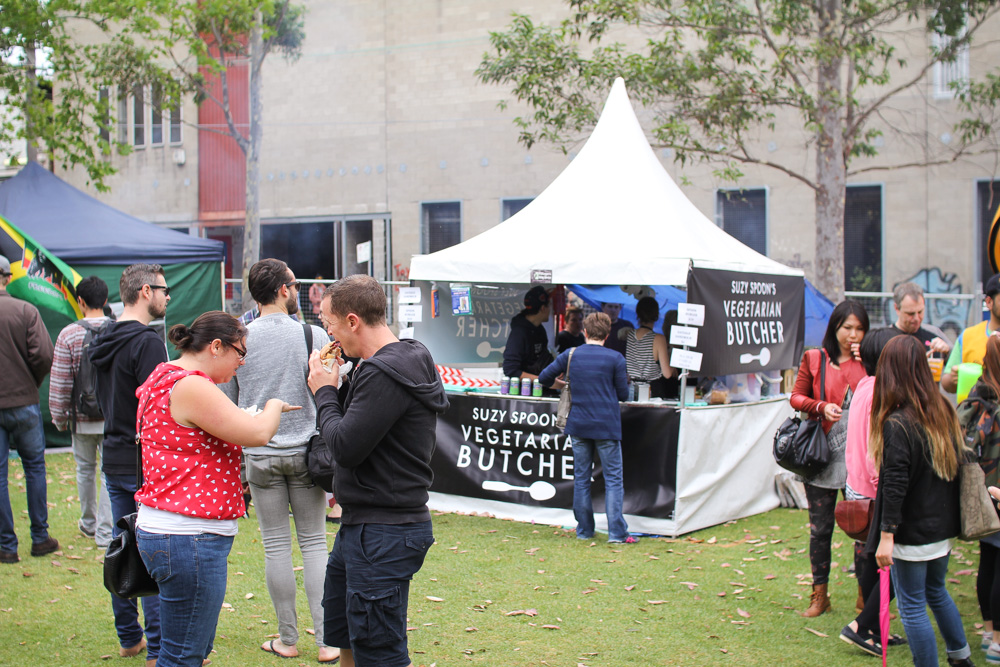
[0,213,83,319]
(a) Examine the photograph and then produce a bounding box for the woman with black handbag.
[134,312,299,667]
[790,300,869,617]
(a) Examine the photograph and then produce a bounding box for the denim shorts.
[323,521,434,667]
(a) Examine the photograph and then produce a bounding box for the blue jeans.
[106,472,160,659]
[571,437,628,542]
[0,404,49,552]
[137,529,234,667]
[892,554,971,666]
[323,521,434,667]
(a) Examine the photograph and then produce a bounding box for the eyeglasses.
[149,285,171,297]
[284,280,301,291]
[229,343,248,359]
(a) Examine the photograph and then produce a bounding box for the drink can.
[521,378,532,396]
[500,376,510,395]
[510,377,520,395]
[532,379,543,397]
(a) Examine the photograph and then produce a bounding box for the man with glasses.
[89,263,170,665]
[221,259,338,663]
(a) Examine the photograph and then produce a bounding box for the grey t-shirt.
[222,312,329,456]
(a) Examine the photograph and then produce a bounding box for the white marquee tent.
[412,78,797,536]
[409,77,802,286]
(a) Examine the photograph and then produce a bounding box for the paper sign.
[451,284,473,315]
[530,269,553,284]
[398,304,422,322]
[677,302,705,326]
[398,326,415,340]
[670,325,699,347]
[356,240,372,264]
[398,287,421,304]
[671,348,703,372]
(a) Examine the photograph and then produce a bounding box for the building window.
[978,181,1000,286]
[132,85,144,146]
[844,185,883,291]
[421,202,461,253]
[150,85,163,145]
[716,188,767,255]
[501,198,532,221]
[98,87,110,146]
[169,104,182,144]
[117,85,128,143]
[932,30,969,99]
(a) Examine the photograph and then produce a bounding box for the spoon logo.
[481,480,557,501]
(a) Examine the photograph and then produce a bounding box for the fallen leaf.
[426,596,445,602]
[245,593,254,599]
[764,574,777,580]
[647,600,667,605]
[737,608,751,618]
[804,627,828,638]
[465,627,478,632]
[540,624,560,630]
[679,582,699,590]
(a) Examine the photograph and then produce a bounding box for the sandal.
[261,640,297,659]
[840,626,882,657]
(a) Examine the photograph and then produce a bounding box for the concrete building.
[57,0,1000,328]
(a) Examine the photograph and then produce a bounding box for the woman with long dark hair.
[871,335,972,667]
[790,299,869,616]
[966,335,1000,660]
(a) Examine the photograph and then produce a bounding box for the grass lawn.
[0,451,987,666]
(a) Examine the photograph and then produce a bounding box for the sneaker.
[0,550,18,564]
[30,537,59,557]
[609,536,640,544]
[988,643,1000,665]
[78,521,96,539]
[986,633,995,651]
[840,626,882,657]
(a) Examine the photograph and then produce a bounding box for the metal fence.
[223,278,408,326]
[844,291,980,343]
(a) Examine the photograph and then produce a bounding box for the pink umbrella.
[879,566,891,667]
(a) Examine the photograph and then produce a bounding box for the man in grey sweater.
[222,258,339,664]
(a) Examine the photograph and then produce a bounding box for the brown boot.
[801,583,831,617]
[855,584,865,614]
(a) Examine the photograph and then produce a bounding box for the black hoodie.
[314,338,449,525]
[88,320,168,476]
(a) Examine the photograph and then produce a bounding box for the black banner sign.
[686,267,805,376]
[431,394,680,518]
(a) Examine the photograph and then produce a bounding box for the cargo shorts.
[322,521,434,666]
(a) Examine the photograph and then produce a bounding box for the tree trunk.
[813,0,846,303]
[25,44,38,164]
[241,10,265,312]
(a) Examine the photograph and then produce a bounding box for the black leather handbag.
[773,350,831,479]
[103,511,158,599]
[103,418,158,599]
[302,323,335,493]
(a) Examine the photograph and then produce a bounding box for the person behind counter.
[624,297,676,399]
[601,302,634,357]
[503,286,556,382]
[538,312,635,544]
[556,306,585,353]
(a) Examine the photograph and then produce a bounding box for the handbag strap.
[135,368,185,489]
[302,322,314,383]
[565,346,576,386]
[819,349,826,403]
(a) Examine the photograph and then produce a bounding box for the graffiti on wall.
[896,268,971,338]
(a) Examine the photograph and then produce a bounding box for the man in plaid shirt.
[49,276,113,547]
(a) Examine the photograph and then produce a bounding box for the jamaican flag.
[0,213,83,320]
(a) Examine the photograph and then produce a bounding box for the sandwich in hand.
[319,341,342,372]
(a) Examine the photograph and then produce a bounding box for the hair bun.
[167,323,193,348]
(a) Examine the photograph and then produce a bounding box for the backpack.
[958,387,1000,488]
[72,319,110,426]
[300,322,336,493]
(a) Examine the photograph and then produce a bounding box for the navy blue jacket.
[539,344,628,441]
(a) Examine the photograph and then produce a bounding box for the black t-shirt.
[555,330,585,353]
[892,323,936,347]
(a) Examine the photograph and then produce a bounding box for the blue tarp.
[571,280,834,349]
[0,162,224,265]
